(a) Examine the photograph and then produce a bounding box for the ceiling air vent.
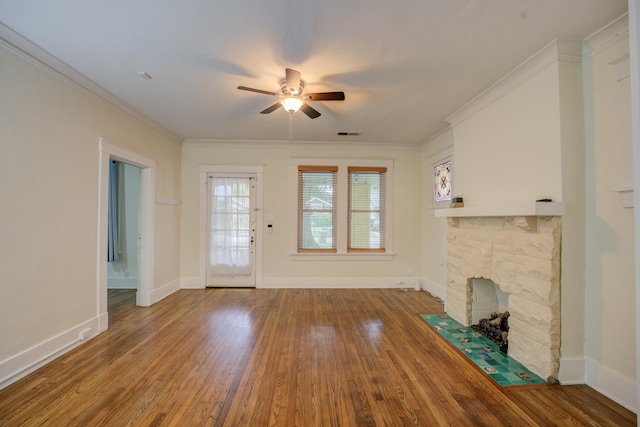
[337,132,361,136]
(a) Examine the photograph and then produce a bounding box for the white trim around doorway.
[97,138,156,332]
[197,165,264,289]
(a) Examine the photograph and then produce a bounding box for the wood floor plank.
[0,288,635,426]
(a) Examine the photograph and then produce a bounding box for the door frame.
[205,173,257,287]
[199,165,264,288]
[97,138,156,332]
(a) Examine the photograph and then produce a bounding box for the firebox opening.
[471,278,510,353]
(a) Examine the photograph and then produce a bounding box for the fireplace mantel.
[434,201,565,218]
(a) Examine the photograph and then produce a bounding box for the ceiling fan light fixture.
[238,68,343,119]
[281,96,304,113]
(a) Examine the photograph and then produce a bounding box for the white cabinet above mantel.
[433,202,565,218]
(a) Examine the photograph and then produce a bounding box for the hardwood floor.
[0,289,635,426]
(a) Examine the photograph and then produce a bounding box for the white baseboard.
[181,276,205,289]
[181,276,426,290]
[260,277,422,289]
[107,277,138,289]
[150,278,180,304]
[585,358,637,413]
[422,278,447,301]
[0,316,101,391]
[558,357,585,385]
[98,311,109,333]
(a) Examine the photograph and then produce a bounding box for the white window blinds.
[348,167,386,252]
[298,166,338,252]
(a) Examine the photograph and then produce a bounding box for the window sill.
[289,252,394,261]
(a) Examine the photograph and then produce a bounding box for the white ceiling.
[0,0,629,145]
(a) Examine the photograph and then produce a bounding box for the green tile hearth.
[420,313,545,386]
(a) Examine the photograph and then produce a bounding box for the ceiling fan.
[237,68,345,119]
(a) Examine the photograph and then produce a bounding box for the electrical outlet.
[79,328,92,341]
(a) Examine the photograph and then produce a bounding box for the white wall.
[452,61,563,206]
[583,18,636,408]
[180,141,424,288]
[421,129,453,300]
[0,44,182,387]
[631,0,640,416]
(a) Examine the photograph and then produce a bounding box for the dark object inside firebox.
[472,311,510,353]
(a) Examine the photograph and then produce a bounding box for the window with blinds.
[348,167,386,252]
[297,166,338,252]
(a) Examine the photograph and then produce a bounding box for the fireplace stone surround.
[436,203,564,381]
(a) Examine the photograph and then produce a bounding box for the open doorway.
[107,161,141,292]
[97,138,156,333]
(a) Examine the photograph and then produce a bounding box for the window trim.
[290,158,394,260]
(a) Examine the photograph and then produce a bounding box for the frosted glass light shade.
[281,96,304,113]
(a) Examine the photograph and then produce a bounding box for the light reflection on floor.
[363,319,383,345]
[209,308,254,348]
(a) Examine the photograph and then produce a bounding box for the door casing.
[206,173,256,287]
[98,138,155,332]
[199,165,264,288]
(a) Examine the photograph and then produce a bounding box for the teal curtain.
[107,160,120,262]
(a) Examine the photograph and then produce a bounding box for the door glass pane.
[209,177,251,275]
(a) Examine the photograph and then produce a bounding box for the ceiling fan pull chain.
[289,112,293,144]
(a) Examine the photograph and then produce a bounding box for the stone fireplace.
[439,206,563,381]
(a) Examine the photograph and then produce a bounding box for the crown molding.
[583,13,629,58]
[0,22,182,142]
[445,14,629,129]
[445,38,583,128]
[182,138,423,151]
[421,126,453,155]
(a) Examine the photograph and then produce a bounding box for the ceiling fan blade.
[305,92,345,101]
[285,68,302,94]
[300,103,321,119]
[260,102,282,114]
[237,86,280,96]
